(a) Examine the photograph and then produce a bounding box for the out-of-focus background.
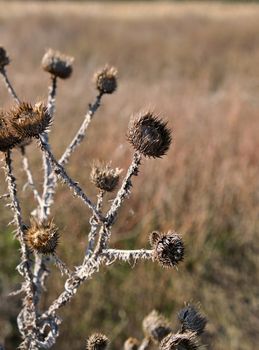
[0,1,259,349]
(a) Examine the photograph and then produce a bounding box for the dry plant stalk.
[0,46,206,349]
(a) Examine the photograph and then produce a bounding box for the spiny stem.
[0,67,20,104]
[101,249,154,263]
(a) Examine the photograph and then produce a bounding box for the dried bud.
[86,333,109,350]
[142,310,172,344]
[90,161,121,192]
[123,337,140,350]
[0,47,10,70]
[94,66,117,94]
[160,332,199,350]
[178,305,207,336]
[150,231,184,268]
[127,112,172,158]
[42,48,73,79]
[0,111,21,152]
[7,102,51,139]
[25,219,59,254]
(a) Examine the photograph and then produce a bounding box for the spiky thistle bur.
[90,161,122,192]
[150,231,184,268]
[94,65,117,94]
[127,112,172,158]
[160,332,199,350]
[142,310,172,344]
[0,111,21,152]
[178,305,207,336]
[86,333,109,350]
[7,102,51,139]
[42,48,74,79]
[25,218,59,254]
[123,337,140,350]
[0,47,10,70]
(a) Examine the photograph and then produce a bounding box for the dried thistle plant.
[0,46,207,350]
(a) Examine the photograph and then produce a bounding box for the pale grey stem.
[20,146,42,207]
[59,93,103,166]
[138,337,151,350]
[101,249,154,263]
[33,253,50,307]
[39,135,104,222]
[0,68,20,104]
[52,253,72,277]
[0,193,10,200]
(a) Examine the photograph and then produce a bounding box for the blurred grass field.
[0,1,259,349]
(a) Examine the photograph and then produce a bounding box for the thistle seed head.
[7,102,51,139]
[127,112,172,158]
[42,48,74,79]
[0,47,10,70]
[142,310,172,344]
[94,66,117,94]
[160,332,199,350]
[178,305,207,336]
[86,333,109,350]
[0,111,21,152]
[150,231,184,268]
[123,337,140,350]
[25,218,59,254]
[90,161,122,192]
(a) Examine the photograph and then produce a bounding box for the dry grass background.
[0,1,259,349]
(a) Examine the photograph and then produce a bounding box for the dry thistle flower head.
[0,111,21,152]
[178,305,207,336]
[150,231,184,268]
[86,333,109,350]
[0,47,10,70]
[124,337,140,350]
[42,48,74,79]
[142,310,172,344]
[25,218,59,254]
[160,332,199,350]
[90,161,122,192]
[94,65,117,94]
[127,112,172,158]
[7,102,51,139]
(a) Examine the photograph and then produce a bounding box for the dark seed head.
[178,305,207,336]
[127,112,172,158]
[86,333,109,350]
[94,66,117,94]
[0,110,21,152]
[0,47,10,70]
[142,310,172,344]
[123,337,140,350]
[42,49,73,79]
[160,332,199,350]
[90,161,121,192]
[150,231,184,268]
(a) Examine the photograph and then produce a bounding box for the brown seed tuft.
[0,47,10,70]
[25,218,59,254]
[160,332,199,350]
[86,333,109,350]
[42,49,73,79]
[150,231,184,268]
[142,310,172,344]
[0,111,21,152]
[127,112,172,158]
[123,337,140,350]
[94,66,117,94]
[178,304,207,336]
[90,161,121,192]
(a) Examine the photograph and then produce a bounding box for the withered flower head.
[7,102,51,139]
[0,47,10,70]
[178,305,207,336]
[42,48,74,79]
[86,333,109,350]
[90,161,122,192]
[0,111,21,152]
[150,231,184,268]
[160,332,199,350]
[25,218,59,254]
[124,337,140,350]
[127,112,172,158]
[142,310,172,344]
[94,66,117,94]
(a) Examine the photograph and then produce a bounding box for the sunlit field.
[0,1,259,349]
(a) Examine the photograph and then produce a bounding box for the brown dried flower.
[127,112,172,158]
[25,219,59,254]
[123,337,140,350]
[42,48,73,79]
[90,161,121,192]
[94,66,117,94]
[142,310,172,344]
[150,231,184,268]
[0,47,10,70]
[86,333,109,350]
[160,332,199,350]
[178,305,207,336]
[0,111,21,152]
[7,102,51,139]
